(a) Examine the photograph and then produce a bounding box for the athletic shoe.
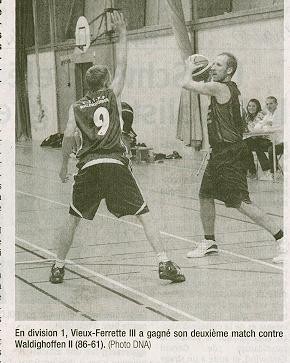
[158,261,185,283]
[49,264,65,284]
[272,238,286,264]
[187,240,218,258]
[259,171,273,181]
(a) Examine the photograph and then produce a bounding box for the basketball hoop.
[89,8,120,45]
[75,16,90,53]
[75,8,121,51]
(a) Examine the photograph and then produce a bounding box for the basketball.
[189,54,211,82]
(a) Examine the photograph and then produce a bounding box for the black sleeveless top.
[73,89,128,168]
[207,81,244,148]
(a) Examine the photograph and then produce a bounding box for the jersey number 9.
[93,107,110,136]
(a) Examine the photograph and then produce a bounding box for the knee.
[68,214,81,227]
[199,196,214,208]
[199,196,207,205]
[199,196,213,202]
[136,212,151,225]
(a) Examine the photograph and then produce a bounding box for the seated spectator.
[243,99,271,179]
[254,96,283,181]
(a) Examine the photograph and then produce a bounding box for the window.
[232,0,282,13]
[197,0,232,18]
[35,0,51,45]
[114,0,146,30]
[145,0,191,27]
[113,0,191,30]
[16,0,35,48]
[55,0,84,42]
[197,0,283,19]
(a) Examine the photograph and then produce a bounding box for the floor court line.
[16,274,95,321]
[18,249,278,273]
[16,190,283,271]
[16,237,200,321]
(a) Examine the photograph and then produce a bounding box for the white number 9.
[93,107,110,136]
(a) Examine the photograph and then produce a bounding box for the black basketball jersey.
[207,81,244,148]
[73,89,128,168]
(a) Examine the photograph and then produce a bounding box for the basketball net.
[75,7,121,54]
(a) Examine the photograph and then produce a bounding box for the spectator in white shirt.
[254,96,283,180]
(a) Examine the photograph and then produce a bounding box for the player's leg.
[105,164,185,282]
[136,213,185,283]
[228,142,285,263]
[135,213,165,254]
[50,214,81,283]
[237,201,285,263]
[187,197,218,258]
[50,165,103,283]
[187,157,218,258]
[57,214,81,261]
[200,197,215,235]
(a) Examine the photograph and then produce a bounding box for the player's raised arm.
[182,57,224,98]
[110,11,127,98]
[59,105,77,182]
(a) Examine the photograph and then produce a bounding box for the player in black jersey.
[50,11,185,284]
[181,53,285,263]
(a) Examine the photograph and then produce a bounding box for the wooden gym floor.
[15,142,284,321]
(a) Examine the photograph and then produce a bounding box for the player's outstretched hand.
[111,11,126,34]
[59,164,69,183]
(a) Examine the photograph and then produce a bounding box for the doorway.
[75,62,93,100]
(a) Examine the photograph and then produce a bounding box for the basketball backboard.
[75,16,90,53]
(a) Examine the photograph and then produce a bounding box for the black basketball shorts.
[199,141,252,208]
[69,162,149,219]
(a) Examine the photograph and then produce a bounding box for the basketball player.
[49,11,185,283]
[181,53,285,263]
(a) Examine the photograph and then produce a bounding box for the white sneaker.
[272,238,286,264]
[187,240,218,258]
[259,171,273,181]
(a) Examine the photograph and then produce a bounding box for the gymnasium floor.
[15,142,284,321]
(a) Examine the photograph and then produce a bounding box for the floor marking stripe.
[16,274,95,321]
[16,237,201,321]
[16,259,54,265]
[16,190,283,271]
